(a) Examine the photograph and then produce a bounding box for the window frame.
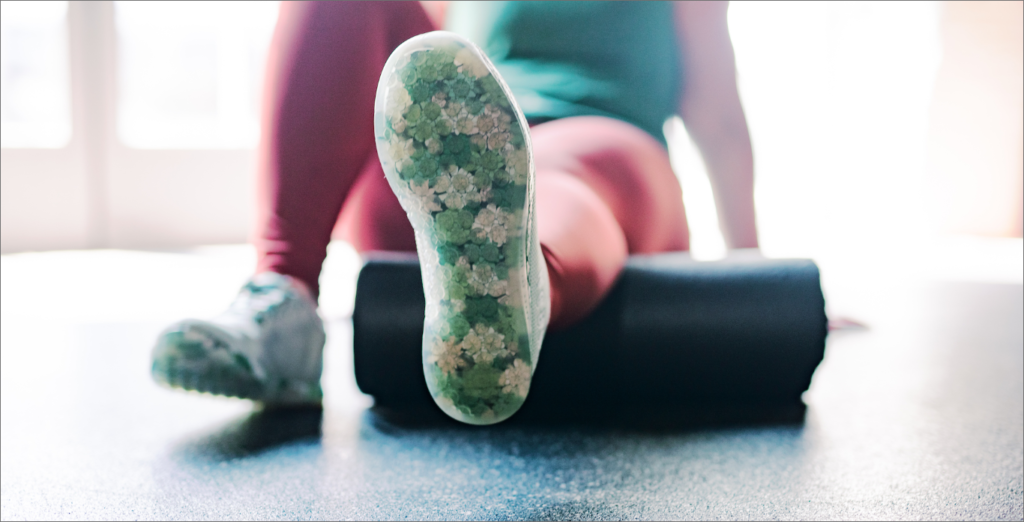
[1,1,257,253]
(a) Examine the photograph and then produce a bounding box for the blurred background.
[2,0,1021,282]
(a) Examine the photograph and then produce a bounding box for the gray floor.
[1,247,1021,520]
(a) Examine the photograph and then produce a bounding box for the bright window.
[0,1,71,148]
[114,1,279,149]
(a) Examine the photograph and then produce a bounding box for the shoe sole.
[375,32,545,425]
[151,321,323,405]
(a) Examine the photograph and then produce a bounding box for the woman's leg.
[345,113,690,330]
[255,1,434,298]
[531,116,690,329]
[333,155,417,254]
[152,2,436,405]
[371,39,689,422]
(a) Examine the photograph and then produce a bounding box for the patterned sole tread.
[151,325,322,404]
[375,32,540,424]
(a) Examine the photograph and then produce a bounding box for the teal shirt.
[445,1,682,147]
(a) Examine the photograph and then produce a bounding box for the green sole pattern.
[151,325,322,404]
[376,33,538,424]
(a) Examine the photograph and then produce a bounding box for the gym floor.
[1,244,1021,520]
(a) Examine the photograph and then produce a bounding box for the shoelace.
[228,280,293,325]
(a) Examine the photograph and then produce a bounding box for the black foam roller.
[353,252,827,425]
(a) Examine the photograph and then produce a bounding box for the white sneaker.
[374,31,551,424]
[151,272,325,405]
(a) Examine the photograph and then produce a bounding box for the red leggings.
[256,2,689,329]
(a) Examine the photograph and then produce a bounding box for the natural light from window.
[114,1,278,149]
[675,2,943,262]
[0,1,71,149]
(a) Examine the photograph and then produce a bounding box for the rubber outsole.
[375,32,547,425]
[151,323,322,405]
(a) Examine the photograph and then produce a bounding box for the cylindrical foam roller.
[353,252,827,424]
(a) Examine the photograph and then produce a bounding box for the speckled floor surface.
[1,244,1021,520]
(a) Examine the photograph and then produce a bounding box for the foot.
[151,272,325,405]
[375,31,550,424]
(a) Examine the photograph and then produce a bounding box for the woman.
[150,1,757,424]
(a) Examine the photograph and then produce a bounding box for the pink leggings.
[256,2,689,329]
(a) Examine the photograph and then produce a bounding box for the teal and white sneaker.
[374,31,551,425]
[151,272,325,405]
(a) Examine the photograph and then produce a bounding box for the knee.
[531,116,669,172]
[536,173,628,329]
